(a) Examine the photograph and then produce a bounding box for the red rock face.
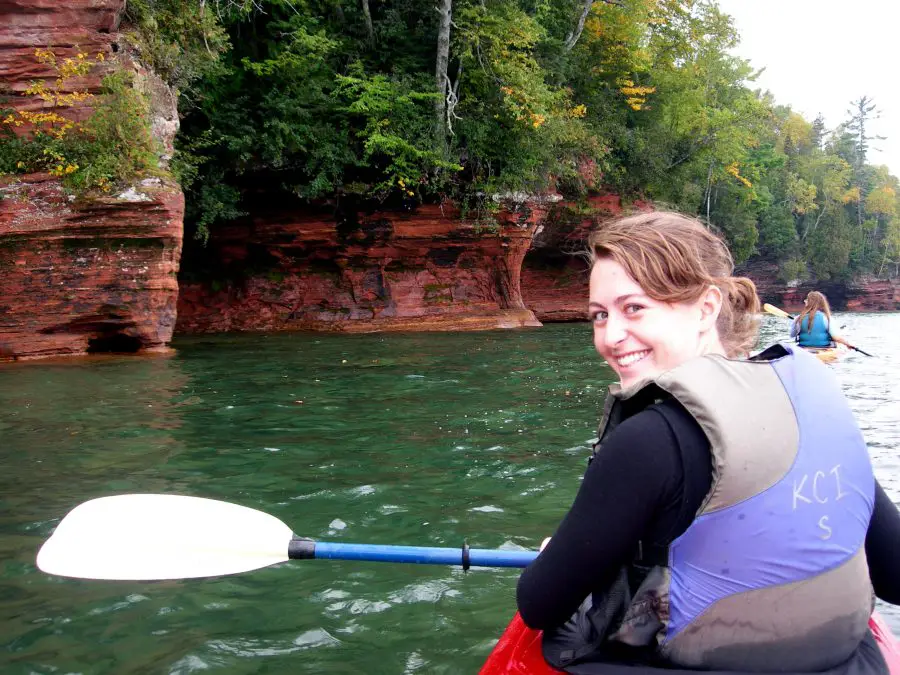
[0,0,185,361]
[0,0,122,123]
[176,200,550,333]
[522,263,592,322]
[842,278,900,311]
[522,194,651,321]
[0,174,184,360]
[737,260,900,313]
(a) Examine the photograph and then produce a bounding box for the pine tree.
[811,114,826,149]
[846,96,885,227]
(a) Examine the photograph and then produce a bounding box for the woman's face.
[589,258,722,388]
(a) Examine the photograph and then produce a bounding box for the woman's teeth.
[617,350,650,367]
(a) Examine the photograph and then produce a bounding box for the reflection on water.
[1,315,898,673]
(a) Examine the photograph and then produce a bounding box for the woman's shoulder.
[591,399,712,511]
[601,398,708,459]
[649,398,709,446]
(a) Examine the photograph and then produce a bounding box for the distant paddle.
[762,303,793,320]
[762,303,874,357]
[36,494,537,581]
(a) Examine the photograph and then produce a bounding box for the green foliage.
[65,71,160,191]
[452,2,602,192]
[757,204,796,259]
[126,0,900,280]
[334,64,460,197]
[1,59,158,193]
[0,120,35,175]
[707,185,759,264]
[780,258,807,283]
[807,211,855,279]
[123,0,231,92]
[190,173,245,244]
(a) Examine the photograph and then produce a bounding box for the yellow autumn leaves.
[498,85,587,129]
[725,162,752,188]
[1,48,99,184]
[617,79,656,112]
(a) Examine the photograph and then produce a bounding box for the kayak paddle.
[35,494,538,581]
[762,303,793,320]
[762,303,874,357]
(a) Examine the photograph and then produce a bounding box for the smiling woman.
[515,211,900,675]
[587,212,760,388]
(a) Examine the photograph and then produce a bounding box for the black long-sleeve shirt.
[517,399,900,630]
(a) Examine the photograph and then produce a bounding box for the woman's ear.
[699,285,723,332]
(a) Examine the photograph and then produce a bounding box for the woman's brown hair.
[588,211,761,357]
[796,291,832,330]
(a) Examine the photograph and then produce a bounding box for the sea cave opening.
[86,332,143,354]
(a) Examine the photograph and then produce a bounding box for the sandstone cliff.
[176,197,554,333]
[737,260,900,313]
[0,0,184,360]
[522,194,648,321]
[0,174,183,359]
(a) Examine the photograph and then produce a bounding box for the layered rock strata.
[738,260,900,313]
[0,0,122,117]
[522,194,645,321]
[0,174,183,359]
[176,199,554,333]
[0,0,184,360]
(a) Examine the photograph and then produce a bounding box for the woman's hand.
[831,333,851,347]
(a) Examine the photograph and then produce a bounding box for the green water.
[2,317,900,673]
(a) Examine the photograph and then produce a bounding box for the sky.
[715,0,900,176]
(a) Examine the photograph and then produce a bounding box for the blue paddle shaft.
[289,539,537,568]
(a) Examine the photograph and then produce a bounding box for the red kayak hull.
[480,612,557,674]
[480,612,900,675]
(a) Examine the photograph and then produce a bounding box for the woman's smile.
[614,349,652,368]
[589,257,723,388]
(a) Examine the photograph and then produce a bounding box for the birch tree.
[435,0,453,147]
[564,0,624,52]
[361,0,374,46]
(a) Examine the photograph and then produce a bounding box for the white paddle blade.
[763,303,792,319]
[37,494,294,581]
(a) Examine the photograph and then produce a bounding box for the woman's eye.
[592,310,608,323]
[624,304,644,315]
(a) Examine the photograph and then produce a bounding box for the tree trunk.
[804,206,826,240]
[435,0,453,147]
[361,0,375,46]
[879,249,889,277]
[564,0,593,51]
[565,0,621,51]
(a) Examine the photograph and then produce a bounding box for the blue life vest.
[543,345,879,674]
[797,311,832,348]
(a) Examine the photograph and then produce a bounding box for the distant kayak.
[803,345,845,363]
[480,611,900,674]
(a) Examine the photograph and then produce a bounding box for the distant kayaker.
[790,290,853,349]
[516,211,900,675]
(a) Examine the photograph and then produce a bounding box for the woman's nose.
[603,315,627,347]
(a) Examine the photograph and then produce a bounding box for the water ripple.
[3,319,900,673]
[207,628,340,657]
